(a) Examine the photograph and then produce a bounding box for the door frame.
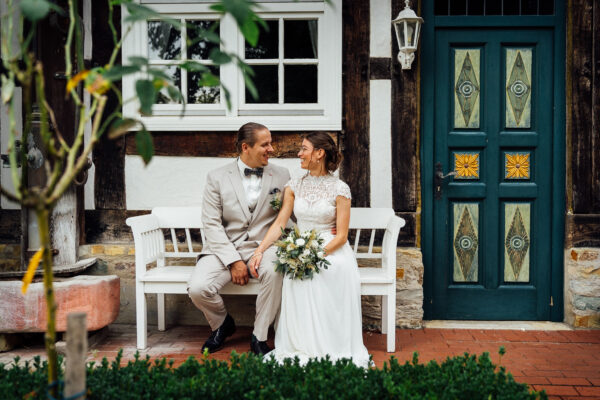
[420,2,566,321]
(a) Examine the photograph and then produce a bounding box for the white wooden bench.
[126,207,405,352]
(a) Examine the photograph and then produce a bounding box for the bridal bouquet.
[274,227,330,280]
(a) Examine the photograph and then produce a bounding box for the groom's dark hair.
[236,122,268,153]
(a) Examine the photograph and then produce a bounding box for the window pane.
[467,0,485,15]
[503,0,520,15]
[284,20,318,59]
[188,67,220,104]
[246,65,278,103]
[486,0,502,14]
[539,0,553,14]
[435,0,449,15]
[450,0,467,15]
[187,20,219,60]
[148,21,181,60]
[284,65,317,103]
[155,66,181,104]
[245,20,278,59]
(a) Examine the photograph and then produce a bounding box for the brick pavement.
[1,325,599,399]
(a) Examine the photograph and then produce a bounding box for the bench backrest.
[127,206,404,276]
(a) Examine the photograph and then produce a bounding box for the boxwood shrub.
[1,349,546,399]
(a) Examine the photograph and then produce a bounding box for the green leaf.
[20,0,51,22]
[108,118,138,139]
[102,65,140,81]
[243,70,258,100]
[186,25,220,44]
[147,68,172,81]
[128,56,149,67]
[200,72,220,87]
[208,49,232,65]
[240,17,259,47]
[1,76,15,104]
[167,85,183,103]
[135,129,154,165]
[135,79,157,115]
[179,61,209,72]
[123,3,182,28]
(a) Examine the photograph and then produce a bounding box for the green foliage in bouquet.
[0,349,547,399]
[274,226,330,280]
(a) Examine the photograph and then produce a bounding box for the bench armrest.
[126,214,166,276]
[381,215,406,278]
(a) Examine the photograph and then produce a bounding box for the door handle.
[434,162,457,200]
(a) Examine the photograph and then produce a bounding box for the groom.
[187,122,290,355]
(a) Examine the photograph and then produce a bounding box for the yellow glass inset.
[454,153,480,179]
[505,152,530,179]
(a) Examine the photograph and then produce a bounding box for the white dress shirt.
[237,158,262,212]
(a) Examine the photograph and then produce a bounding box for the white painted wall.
[370,0,392,58]
[369,0,393,208]
[125,156,305,210]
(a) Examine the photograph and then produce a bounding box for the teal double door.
[424,27,561,320]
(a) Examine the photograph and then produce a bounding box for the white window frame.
[121,1,342,131]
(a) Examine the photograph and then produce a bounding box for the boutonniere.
[269,188,282,211]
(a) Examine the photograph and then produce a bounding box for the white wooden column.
[369,0,393,208]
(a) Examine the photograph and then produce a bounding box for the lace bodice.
[285,173,351,234]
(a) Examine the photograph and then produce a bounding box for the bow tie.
[244,167,263,177]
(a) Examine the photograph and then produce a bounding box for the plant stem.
[36,206,58,398]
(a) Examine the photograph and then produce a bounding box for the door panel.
[431,29,553,320]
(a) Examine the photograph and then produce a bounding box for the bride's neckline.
[305,172,332,179]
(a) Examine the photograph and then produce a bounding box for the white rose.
[302,249,310,257]
[287,244,294,252]
[310,240,319,249]
[295,238,305,247]
[317,251,324,259]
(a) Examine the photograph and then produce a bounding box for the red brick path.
[2,325,599,399]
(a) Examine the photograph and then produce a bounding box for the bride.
[248,132,370,368]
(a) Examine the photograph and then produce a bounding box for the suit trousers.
[187,246,282,341]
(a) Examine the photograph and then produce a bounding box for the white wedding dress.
[267,173,370,368]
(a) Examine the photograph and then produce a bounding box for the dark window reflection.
[284,20,318,59]
[468,0,484,15]
[156,66,181,104]
[187,20,219,60]
[450,0,467,15]
[503,0,519,14]
[284,65,317,103]
[486,0,502,14]
[435,0,449,15]
[188,66,220,104]
[539,0,553,14]
[148,21,181,60]
[246,20,278,59]
[246,65,278,103]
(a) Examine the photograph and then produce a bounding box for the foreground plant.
[0,349,547,399]
[0,0,261,395]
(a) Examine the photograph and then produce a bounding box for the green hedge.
[1,349,546,399]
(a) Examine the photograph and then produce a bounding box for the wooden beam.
[92,1,125,209]
[570,0,599,213]
[85,210,145,243]
[565,213,600,248]
[341,0,370,207]
[370,58,391,80]
[0,210,20,244]
[124,131,319,158]
[391,0,420,213]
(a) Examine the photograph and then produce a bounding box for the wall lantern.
[392,0,424,70]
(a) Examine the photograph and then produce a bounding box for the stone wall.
[78,244,425,330]
[564,248,600,328]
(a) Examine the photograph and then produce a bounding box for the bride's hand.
[248,251,263,278]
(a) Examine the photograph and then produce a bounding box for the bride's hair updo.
[304,132,343,173]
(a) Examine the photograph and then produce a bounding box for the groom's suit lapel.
[226,161,251,221]
[251,164,273,223]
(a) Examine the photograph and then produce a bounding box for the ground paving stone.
[0,325,598,399]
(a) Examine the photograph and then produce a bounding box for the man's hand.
[230,260,249,285]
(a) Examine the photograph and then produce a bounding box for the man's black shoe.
[250,334,271,356]
[202,314,236,353]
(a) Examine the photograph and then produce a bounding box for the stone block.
[573,295,600,312]
[569,276,600,297]
[0,275,120,333]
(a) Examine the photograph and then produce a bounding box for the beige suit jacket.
[199,160,291,266]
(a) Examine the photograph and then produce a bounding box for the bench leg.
[136,283,148,350]
[385,291,396,353]
[382,295,389,334]
[157,293,166,331]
